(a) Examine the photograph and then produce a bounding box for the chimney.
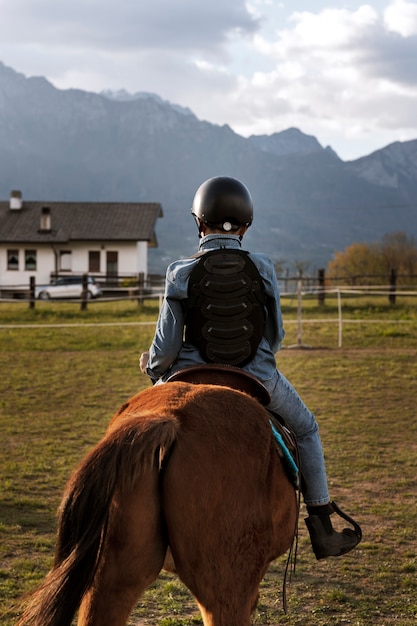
[10,190,22,210]
[40,207,51,232]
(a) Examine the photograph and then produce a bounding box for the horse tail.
[17,412,178,626]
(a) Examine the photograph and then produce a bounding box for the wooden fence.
[1,268,417,309]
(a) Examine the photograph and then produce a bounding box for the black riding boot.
[305,501,362,560]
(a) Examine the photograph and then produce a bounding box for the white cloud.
[384,0,417,36]
[1,0,417,159]
[287,5,379,48]
[218,2,417,157]
[0,0,259,54]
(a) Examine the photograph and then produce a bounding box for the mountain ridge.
[0,61,415,273]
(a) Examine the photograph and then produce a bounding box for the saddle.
[166,364,299,486]
[166,363,271,404]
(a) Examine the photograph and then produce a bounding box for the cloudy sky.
[1,0,417,160]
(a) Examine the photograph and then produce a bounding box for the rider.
[140,176,362,561]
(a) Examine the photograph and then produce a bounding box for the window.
[25,249,37,271]
[7,249,19,270]
[89,250,100,273]
[59,250,72,271]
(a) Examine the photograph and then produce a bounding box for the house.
[0,191,163,287]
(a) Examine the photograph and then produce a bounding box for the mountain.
[0,61,416,274]
[345,140,417,197]
[248,127,329,157]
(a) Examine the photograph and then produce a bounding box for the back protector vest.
[184,248,266,367]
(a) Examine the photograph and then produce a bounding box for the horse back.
[156,382,297,618]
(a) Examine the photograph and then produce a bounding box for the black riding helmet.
[191,176,253,237]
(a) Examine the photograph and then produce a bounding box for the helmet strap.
[193,216,204,238]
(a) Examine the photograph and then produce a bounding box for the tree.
[380,232,417,281]
[292,259,311,278]
[326,232,417,285]
[327,241,382,285]
[273,259,287,277]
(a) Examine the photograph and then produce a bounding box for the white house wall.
[136,241,147,275]
[0,244,55,287]
[0,240,149,287]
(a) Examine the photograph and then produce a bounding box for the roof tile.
[0,200,163,244]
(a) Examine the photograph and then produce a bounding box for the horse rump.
[17,381,297,626]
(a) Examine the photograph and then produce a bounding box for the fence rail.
[2,268,417,300]
[1,278,416,349]
[281,282,417,348]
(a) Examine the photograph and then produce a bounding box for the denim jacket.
[146,234,285,382]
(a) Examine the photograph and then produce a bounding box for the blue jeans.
[263,370,330,506]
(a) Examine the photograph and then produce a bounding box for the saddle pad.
[270,420,299,489]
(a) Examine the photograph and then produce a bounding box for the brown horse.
[17,377,298,626]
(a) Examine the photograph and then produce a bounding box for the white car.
[35,276,102,300]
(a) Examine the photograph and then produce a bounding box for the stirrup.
[329,501,362,543]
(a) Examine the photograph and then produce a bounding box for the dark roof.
[0,200,163,245]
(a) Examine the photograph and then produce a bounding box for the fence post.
[389,268,397,305]
[80,273,88,311]
[296,280,303,346]
[29,276,35,309]
[317,268,325,306]
[287,280,311,349]
[284,268,289,293]
[137,272,145,306]
[337,289,343,348]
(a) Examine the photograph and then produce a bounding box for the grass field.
[1,298,416,625]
